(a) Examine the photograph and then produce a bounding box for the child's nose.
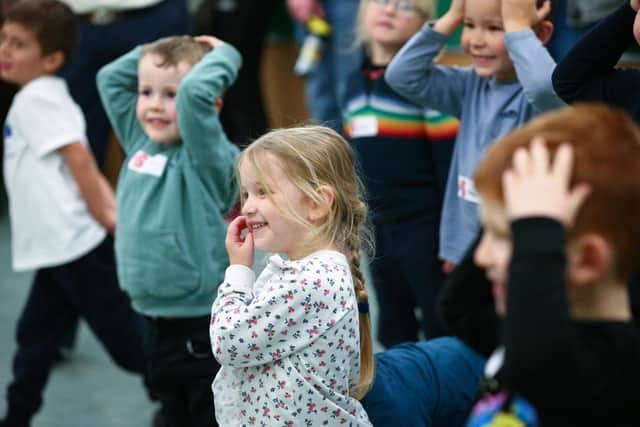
[470,30,485,46]
[241,199,256,215]
[149,95,164,109]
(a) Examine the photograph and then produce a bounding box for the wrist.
[434,12,462,35]
[503,19,532,32]
[229,257,253,269]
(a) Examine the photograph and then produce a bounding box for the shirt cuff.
[224,264,255,292]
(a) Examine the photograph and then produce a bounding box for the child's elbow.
[96,66,112,93]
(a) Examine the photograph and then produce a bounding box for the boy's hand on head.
[502,138,590,227]
[194,35,224,49]
[286,0,324,23]
[225,216,255,269]
[435,0,465,35]
[502,0,551,32]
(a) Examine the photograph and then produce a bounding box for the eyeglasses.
[369,0,423,16]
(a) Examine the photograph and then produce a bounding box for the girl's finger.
[227,216,248,242]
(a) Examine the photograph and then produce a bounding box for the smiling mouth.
[146,118,170,128]
[472,55,495,65]
[250,222,267,231]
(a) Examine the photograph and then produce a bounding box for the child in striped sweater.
[341,0,459,347]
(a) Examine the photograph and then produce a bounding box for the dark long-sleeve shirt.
[440,218,640,426]
[552,2,640,122]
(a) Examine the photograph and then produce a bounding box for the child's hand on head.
[435,0,465,35]
[194,35,224,49]
[502,138,591,227]
[632,0,640,12]
[502,0,551,32]
[225,216,254,268]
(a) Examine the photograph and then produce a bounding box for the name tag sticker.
[351,115,378,138]
[458,175,480,204]
[128,150,168,177]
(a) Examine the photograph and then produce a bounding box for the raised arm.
[96,46,146,154]
[60,142,116,233]
[503,0,564,111]
[175,38,241,210]
[385,0,471,118]
[500,140,591,404]
[552,2,640,119]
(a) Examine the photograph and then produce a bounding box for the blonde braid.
[344,200,374,400]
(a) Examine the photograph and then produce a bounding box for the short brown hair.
[5,0,77,64]
[475,103,640,282]
[141,36,211,68]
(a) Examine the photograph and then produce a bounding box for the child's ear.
[307,185,334,222]
[534,21,554,45]
[43,51,65,74]
[567,234,613,287]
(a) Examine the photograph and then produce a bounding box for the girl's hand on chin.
[225,216,255,268]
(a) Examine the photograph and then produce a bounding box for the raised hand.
[502,0,551,32]
[502,138,591,226]
[286,0,324,23]
[434,0,465,35]
[194,35,225,49]
[225,216,255,268]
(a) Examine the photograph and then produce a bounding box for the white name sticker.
[458,175,480,204]
[351,115,379,138]
[128,150,168,177]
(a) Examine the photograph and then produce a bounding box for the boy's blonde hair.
[238,125,374,399]
[141,35,212,68]
[475,103,640,282]
[354,0,435,50]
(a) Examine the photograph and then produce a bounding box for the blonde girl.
[210,126,374,426]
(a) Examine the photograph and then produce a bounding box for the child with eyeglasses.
[342,0,459,348]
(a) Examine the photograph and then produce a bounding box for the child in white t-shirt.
[0,1,145,425]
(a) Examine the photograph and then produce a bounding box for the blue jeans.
[301,0,364,133]
[362,337,486,427]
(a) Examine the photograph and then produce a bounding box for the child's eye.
[139,88,152,97]
[257,188,267,197]
[163,90,176,99]
[463,22,475,29]
[488,25,503,32]
[240,191,248,200]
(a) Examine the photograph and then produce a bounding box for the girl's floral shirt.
[210,250,372,427]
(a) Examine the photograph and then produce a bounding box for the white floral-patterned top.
[210,250,372,427]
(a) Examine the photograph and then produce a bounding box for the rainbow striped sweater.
[342,62,459,222]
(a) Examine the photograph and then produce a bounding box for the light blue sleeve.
[385,23,473,118]
[505,29,566,112]
[96,46,146,155]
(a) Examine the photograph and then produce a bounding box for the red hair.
[475,103,640,282]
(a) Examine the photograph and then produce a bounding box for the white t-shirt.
[2,76,105,271]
